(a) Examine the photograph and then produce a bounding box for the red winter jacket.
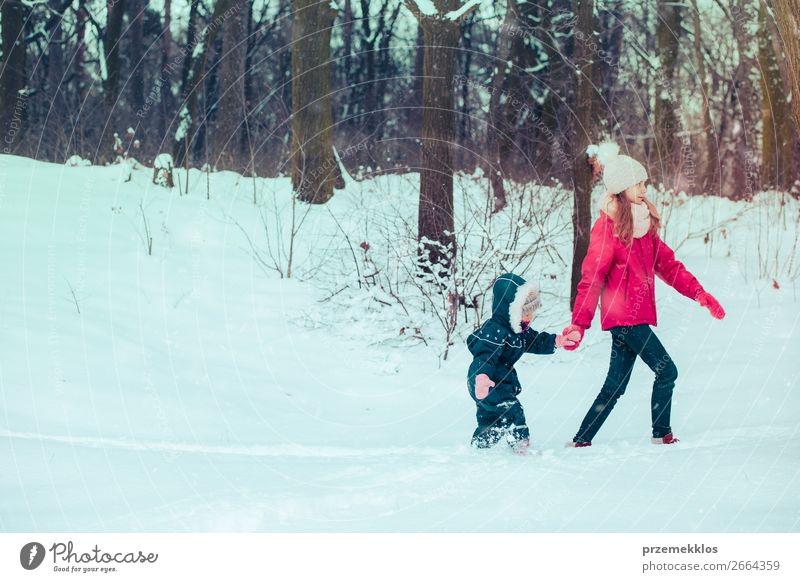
[572,211,704,331]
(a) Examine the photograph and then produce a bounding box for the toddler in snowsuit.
[467,273,578,452]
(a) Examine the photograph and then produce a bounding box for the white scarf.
[600,192,651,239]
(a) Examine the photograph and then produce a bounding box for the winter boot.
[651,432,679,445]
[566,440,592,448]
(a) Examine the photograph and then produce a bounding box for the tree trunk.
[174,0,238,167]
[690,0,719,194]
[0,0,30,153]
[729,0,760,198]
[530,2,563,180]
[771,0,800,139]
[504,0,544,182]
[569,0,595,310]
[405,0,476,274]
[486,7,516,213]
[158,0,174,147]
[291,0,338,203]
[46,0,66,105]
[128,0,145,115]
[75,1,87,105]
[242,0,256,174]
[654,0,679,189]
[418,9,462,273]
[213,0,248,171]
[180,0,201,98]
[343,0,354,82]
[374,3,402,144]
[103,0,126,111]
[758,3,793,189]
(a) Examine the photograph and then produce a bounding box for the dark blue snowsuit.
[467,273,557,447]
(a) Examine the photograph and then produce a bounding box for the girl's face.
[521,313,533,327]
[622,180,647,205]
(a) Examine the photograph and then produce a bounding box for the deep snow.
[0,154,798,532]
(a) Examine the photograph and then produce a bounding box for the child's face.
[521,313,533,325]
[622,180,647,205]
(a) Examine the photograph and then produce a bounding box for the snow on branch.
[410,0,438,16]
[406,0,484,21]
[445,0,485,21]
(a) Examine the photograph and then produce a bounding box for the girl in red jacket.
[563,154,726,447]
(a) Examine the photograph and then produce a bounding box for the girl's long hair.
[613,192,661,245]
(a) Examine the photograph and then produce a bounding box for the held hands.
[474,374,495,400]
[696,291,726,320]
[559,325,585,351]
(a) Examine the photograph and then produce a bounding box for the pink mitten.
[560,325,585,351]
[474,373,495,400]
[556,329,582,349]
[696,291,725,320]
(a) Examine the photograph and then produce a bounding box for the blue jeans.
[574,324,678,443]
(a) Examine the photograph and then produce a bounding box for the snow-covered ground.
[1,154,798,532]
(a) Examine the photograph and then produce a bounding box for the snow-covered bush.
[65,155,91,167]
[153,153,175,189]
[304,173,572,361]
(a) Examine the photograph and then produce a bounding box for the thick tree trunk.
[213,1,248,171]
[291,0,338,203]
[414,4,464,274]
[570,0,595,310]
[771,0,800,139]
[103,0,126,111]
[654,1,679,189]
[419,25,458,267]
[0,0,29,153]
[758,3,793,189]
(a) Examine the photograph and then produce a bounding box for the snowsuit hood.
[490,273,540,334]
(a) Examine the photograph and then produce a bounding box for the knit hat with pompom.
[602,154,648,195]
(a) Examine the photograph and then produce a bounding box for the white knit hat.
[602,155,648,194]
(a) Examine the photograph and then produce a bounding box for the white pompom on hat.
[602,154,648,195]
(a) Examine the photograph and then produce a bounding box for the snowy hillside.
[0,154,798,532]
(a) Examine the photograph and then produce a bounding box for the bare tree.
[757,2,793,189]
[1,0,30,151]
[103,0,126,111]
[771,0,800,138]
[654,0,680,188]
[213,0,248,171]
[128,0,146,116]
[486,6,517,213]
[290,0,339,203]
[174,0,240,168]
[404,0,479,274]
[569,0,595,309]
